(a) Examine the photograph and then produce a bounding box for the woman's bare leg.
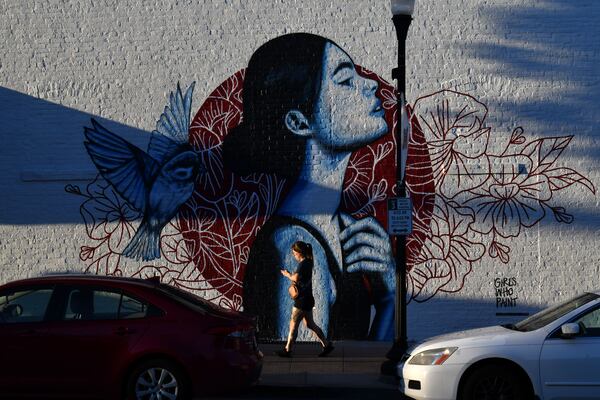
[303,310,328,347]
[285,307,304,352]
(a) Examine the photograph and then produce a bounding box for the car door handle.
[115,327,136,336]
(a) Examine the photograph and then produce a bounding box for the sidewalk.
[258,341,400,389]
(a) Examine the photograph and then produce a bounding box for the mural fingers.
[341,231,380,253]
[344,245,388,265]
[340,215,388,243]
[346,260,388,274]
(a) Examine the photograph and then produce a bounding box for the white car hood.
[409,325,526,353]
[427,325,509,342]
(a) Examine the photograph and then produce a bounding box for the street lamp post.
[382,0,415,375]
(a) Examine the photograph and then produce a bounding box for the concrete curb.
[260,372,399,389]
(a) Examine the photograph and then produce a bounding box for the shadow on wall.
[274,295,545,343]
[1,83,599,230]
[407,295,544,342]
[460,0,600,147]
[0,86,380,227]
[0,86,155,225]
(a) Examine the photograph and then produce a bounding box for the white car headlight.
[408,347,458,365]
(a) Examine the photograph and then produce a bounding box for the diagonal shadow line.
[455,0,600,134]
[0,86,152,224]
[0,86,597,231]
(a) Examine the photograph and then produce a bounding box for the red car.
[0,274,263,399]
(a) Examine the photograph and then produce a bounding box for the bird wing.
[84,119,160,211]
[148,81,196,162]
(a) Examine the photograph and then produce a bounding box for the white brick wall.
[1,0,598,341]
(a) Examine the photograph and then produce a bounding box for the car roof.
[0,273,161,289]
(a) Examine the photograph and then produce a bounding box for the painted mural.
[66,33,594,341]
[81,83,203,262]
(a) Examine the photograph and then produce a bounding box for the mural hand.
[339,213,395,293]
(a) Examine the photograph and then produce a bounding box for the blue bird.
[84,82,203,261]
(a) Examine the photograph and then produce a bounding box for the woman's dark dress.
[243,215,371,340]
[293,259,315,311]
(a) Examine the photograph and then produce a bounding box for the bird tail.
[123,221,161,261]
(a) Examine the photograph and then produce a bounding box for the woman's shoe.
[318,343,334,357]
[275,349,292,358]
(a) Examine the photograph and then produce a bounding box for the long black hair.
[223,33,334,179]
[292,240,313,260]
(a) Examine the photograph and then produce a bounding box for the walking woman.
[277,241,334,357]
[225,33,395,342]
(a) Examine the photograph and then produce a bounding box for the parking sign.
[387,197,412,235]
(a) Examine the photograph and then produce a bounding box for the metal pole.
[382,13,412,374]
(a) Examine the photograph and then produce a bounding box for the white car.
[398,292,600,400]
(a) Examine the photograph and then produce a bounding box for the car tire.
[125,358,191,400]
[460,364,529,400]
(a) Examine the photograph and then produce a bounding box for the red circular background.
[179,67,435,302]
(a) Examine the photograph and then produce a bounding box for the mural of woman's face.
[310,42,388,150]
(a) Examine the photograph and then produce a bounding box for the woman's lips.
[371,103,384,115]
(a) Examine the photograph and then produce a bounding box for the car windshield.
[157,284,226,314]
[512,293,599,332]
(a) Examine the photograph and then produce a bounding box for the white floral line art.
[405,90,595,301]
[67,77,595,310]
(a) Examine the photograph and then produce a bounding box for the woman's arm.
[280,269,299,282]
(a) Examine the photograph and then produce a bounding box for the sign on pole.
[387,197,412,235]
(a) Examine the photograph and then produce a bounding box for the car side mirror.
[560,323,580,339]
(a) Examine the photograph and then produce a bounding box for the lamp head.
[391,0,415,16]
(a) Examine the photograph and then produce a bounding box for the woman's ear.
[284,110,313,137]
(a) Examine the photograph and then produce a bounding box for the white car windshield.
[511,293,599,332]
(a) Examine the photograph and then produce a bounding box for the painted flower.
[219,294,243,312]
[343,142,393,215]
[189,72,243,202]
[81,177,141,253]
[465,155,552,238]
[165,204,218,271]
[79,245,96,261]
[409,201,485,301]
[412,90,491,199]
[344,150,377,211]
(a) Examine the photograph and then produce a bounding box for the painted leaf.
[551,206,574,224]
[522,136,572,174]
[488,241,510,264]
[546,168,596,194]
[509,127,526,145]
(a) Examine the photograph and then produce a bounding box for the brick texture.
[1,0,599,341]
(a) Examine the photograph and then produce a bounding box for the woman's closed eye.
[337,76,353,87]
[332,62,355,87]
[333,71,355,87]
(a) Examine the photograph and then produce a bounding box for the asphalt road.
[204,386,408,399]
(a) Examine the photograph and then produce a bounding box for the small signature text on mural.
[495,277,518,308]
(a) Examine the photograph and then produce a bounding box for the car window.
[120,294,148,319]
[0,288,53,324]
[62,287,153,321]
[63,289,119,320]
[157,283,223,314]
[574,307,600,337]
[514,293,599,332]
